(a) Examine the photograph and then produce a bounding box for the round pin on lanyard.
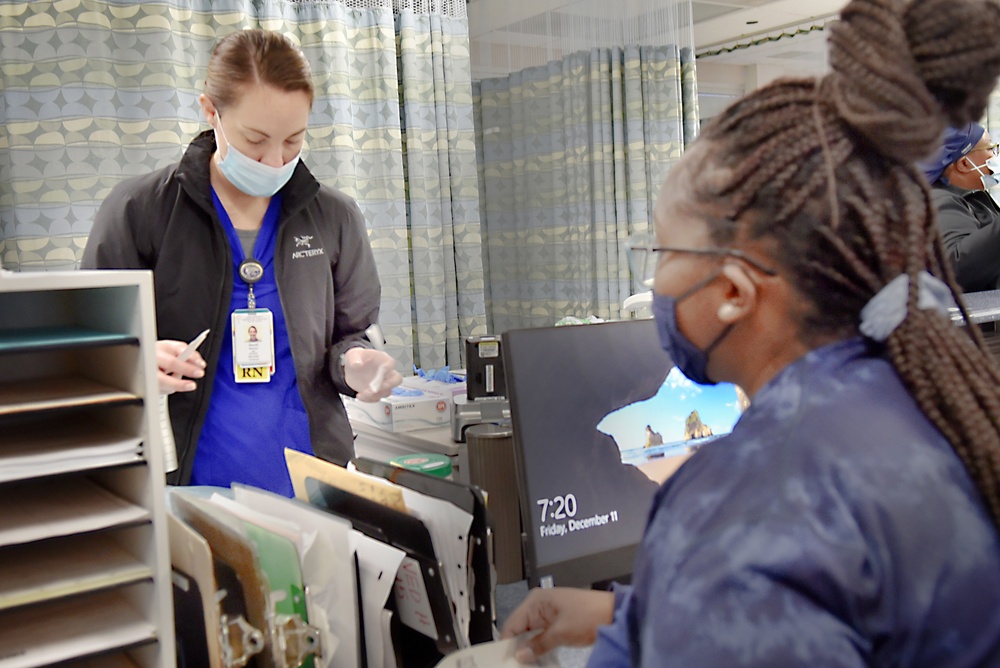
[239,259,264,309]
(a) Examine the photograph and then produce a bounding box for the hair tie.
[859,271,958,342]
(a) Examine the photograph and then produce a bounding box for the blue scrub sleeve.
[586,585,633,668]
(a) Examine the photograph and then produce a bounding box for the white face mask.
[215,115,300,198]
[986,155,1000,177]
[968,159,1000,208]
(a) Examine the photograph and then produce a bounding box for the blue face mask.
[651,272,732,386]
[215,116,300,198]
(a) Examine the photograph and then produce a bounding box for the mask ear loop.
[675,267,734,360]
[968,158,991,179]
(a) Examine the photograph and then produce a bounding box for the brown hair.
[204,29,314,110]
[680,0,1000,528]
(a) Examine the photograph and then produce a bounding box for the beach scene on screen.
[597,368,745,479]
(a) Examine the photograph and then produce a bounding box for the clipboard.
[169,502,266,668]
[168,513,225,668]
[229,484,365,668]
[352,457,497,645]
[206,490,324,668]
[173,492,318,668]
[242,521,322,668]
[303,476,463,664]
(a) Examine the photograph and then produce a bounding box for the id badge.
[232,309,274,383]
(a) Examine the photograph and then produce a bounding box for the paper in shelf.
[0,476,151,548]
[62,655,141,668]
[0,327,137,355]
[0,415,142,484]
[0,532,151,611]
[0,377,137,417]
[0,588,156,668]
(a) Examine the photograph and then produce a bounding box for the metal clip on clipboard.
[220,613,265,668]
[274,613,324,667]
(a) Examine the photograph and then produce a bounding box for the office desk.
[961,289,1000,363]
[959,289,1000,325]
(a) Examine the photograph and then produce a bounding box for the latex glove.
[500,587,614,663]
[343,347,402,402]
[156,339,206,395]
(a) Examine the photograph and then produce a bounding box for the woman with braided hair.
[501,0,1000,665]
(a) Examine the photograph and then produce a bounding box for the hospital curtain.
[0,0,486,370]
[474,45,699,333]
[396,10,486,368]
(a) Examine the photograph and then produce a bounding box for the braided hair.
[683,0,1000,529]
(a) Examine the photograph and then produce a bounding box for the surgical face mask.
[986,155,1000,182]
[650,272,732,386]
[971,158,1000,208]
[215,115,300,198]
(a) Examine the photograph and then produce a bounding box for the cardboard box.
[400,374,467,400]
[343,386,452,432]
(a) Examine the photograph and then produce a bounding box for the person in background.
[502,0,1000,665]
[83,29,401,496]
[919,121,1000,292]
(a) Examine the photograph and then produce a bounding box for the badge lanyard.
[212,190,282,382]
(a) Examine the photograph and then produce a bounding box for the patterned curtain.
[397,10,486,368]
[474,45,699,333]
[0,0,486,370]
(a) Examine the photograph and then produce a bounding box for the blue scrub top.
[189,190,313,497]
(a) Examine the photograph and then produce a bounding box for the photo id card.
[232,309,274,384]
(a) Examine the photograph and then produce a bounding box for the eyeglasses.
[626,234,777,291]
[971,142,1000,157]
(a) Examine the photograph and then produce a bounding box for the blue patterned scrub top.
[589,338,1000,667]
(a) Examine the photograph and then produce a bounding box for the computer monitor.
[502,319,745,589]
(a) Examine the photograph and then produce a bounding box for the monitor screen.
[502,319,745,589]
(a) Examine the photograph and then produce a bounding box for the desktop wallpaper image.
[597,368,745,482]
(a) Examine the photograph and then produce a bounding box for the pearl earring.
[718,303,739,320]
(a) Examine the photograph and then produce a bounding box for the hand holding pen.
[157,329,209,395]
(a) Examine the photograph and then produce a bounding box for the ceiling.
[467,0,849,80]
[690,0,846,49]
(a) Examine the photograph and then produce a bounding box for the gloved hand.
[343,347,401,402]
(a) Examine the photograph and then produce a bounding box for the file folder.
[352,457,497,645]
[303,476,462,666]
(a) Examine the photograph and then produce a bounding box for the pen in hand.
[368,365,387,394]
[173,328,210,372]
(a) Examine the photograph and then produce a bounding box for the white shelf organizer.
[0,270,175,668]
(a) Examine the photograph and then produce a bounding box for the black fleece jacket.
[933,181,1000,293]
